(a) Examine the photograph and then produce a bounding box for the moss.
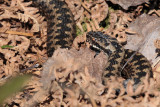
[76,25,83,36]
[76,18,88,36]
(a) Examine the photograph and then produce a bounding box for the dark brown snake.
[3,0,154,106]
[32,0,152,85]
[32,0,76,57]
[86,31,153,85]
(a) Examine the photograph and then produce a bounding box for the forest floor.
[0,0,160,106]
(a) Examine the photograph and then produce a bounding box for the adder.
[33,0,153,85]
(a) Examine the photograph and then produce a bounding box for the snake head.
[86,31,117,56]
[86,31,107,50]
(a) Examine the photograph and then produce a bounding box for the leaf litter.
[0,0,160,106]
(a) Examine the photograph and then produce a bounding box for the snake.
[30,0,153,86]
[32,0,76,57]
[4,0,154,106]
[31,0,153,85]
[4,0,76,106]
[86,31,153,85]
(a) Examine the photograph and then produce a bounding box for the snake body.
[32,0,152,85]
[3,1,154,106]
[86,31,153,85]
[32,0,76,57]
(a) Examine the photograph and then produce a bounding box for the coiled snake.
[86,31,153,85]
[33,0,153,85]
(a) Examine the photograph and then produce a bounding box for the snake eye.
[86,39,89,42]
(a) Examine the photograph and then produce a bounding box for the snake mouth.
[86,38,113,57]
[86,37,101,50]
[86,36,102,56]
[86,32,114,56]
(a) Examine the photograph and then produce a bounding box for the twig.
[20,64,39,72]
[121,34,151,72]
[80,0,91,14]
[0,30,34,36]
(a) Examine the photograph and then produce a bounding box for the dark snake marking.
[31,0,152,86]
[86,31,153,85]
[32,0,76,57]
[122,49,153,84]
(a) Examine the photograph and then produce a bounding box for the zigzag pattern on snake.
[86,31,153,85]
[33,0,152,85]
[6,0,153,106]
[6,0,75,106]
[32,0,76,57]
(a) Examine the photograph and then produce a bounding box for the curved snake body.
[32,0,76,57]
[32,0,152,85]
[86,31,153,85]
[6,0,154,106]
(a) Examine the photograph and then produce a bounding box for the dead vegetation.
[0,0,160,106]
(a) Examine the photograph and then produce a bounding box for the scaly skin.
[86,31,124,85]
[6,0,76,106]
[32,0,76,57]
[86,31,153,85]
[122,49,153,84]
